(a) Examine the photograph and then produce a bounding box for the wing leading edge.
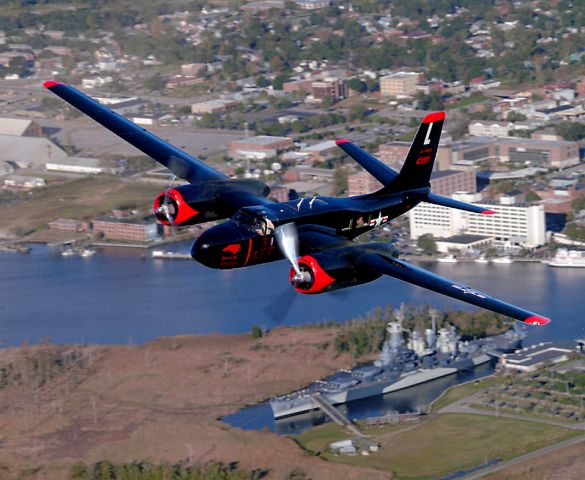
[358,253,550,326]
[43,81,226,184]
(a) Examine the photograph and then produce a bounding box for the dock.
[311,393,366,438]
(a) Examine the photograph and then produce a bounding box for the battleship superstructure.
[270,310,525,418]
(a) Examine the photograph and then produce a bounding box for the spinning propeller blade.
[274,222,311,286]
[275,223,301,274]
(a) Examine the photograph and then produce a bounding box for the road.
[460,434,585,480]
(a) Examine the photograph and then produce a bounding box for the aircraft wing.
[357,252,550,325]
[43,81,227,184]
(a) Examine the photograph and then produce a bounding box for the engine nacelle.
[153,185,214,226]
[290,252,382,295]
[154,180,271,227]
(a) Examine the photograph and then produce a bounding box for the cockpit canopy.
[232,206,280,236]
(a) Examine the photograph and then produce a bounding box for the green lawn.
[295,414,582,480]
[431,375,504,412]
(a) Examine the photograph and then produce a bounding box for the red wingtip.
[482,209,497,215]
[524,315,551,326]
[43,80,62,89]
[336,138,350,145]
[422,111,445,123]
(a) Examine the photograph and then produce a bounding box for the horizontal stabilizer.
[358,253,550,326]
[336,139,397,186]
[424,193,496,215]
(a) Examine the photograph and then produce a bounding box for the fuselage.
[191,187,428,269]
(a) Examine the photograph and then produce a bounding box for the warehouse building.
[229,135,293,160]
[92,217,158,242]
[501,343,575,372]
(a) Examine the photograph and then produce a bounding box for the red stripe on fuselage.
[243,238,253,266]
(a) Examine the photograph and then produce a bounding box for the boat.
[548,249,585,268]
[80,248,96,257]
[151,249,191,260]
[269,313,524,419]
[437,255,458,263]
[474,256,489,264]
[61,248,76,257]
[492,256,513,264]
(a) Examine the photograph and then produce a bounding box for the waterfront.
[224,362,495,435]
[0,243,583,347]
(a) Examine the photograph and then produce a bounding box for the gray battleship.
[270,311,525,418]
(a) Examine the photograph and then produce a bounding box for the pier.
[311,393,366,438]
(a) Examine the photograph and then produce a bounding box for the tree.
[554,122,585,141]
[251,324,263,339]
[347,77,367,93]
[144,73,165,92]
[416,91,444,111]
[417,233,437,255]
[334,167,348,195]
[525,191,542,202]
[272,74,290,90]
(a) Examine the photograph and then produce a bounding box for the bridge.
[311,393,366,438]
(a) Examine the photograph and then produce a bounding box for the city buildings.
[440,136,580,170]
[409,192,547,247]
[311,77,345,102]
[380,72,420,97]
[468,121,513,137]
[348,169,475,197]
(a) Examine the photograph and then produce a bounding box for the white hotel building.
[409,193,546,247]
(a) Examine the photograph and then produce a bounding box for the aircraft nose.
[191,222,249,267]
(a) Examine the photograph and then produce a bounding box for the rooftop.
[0,118,36,136]
[233,135,292,145]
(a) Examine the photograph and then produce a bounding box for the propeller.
[155,174,177,227]
[274,222,311,286]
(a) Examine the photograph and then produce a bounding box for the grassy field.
[296,414,582,480]
[0,176,161,236]
[430,375,505,412]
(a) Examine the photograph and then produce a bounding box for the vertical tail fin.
[383,112,445,192]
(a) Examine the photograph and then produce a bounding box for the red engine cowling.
[289,252,381,295]
[153,187,200,226]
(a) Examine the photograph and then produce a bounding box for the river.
[0,243,583,347]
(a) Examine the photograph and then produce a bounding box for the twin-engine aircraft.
[44,81,550,326]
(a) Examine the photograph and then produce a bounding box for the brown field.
[0,328,389,479]
[0,176,161,238]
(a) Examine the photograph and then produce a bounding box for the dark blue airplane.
[44,81,550,326]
